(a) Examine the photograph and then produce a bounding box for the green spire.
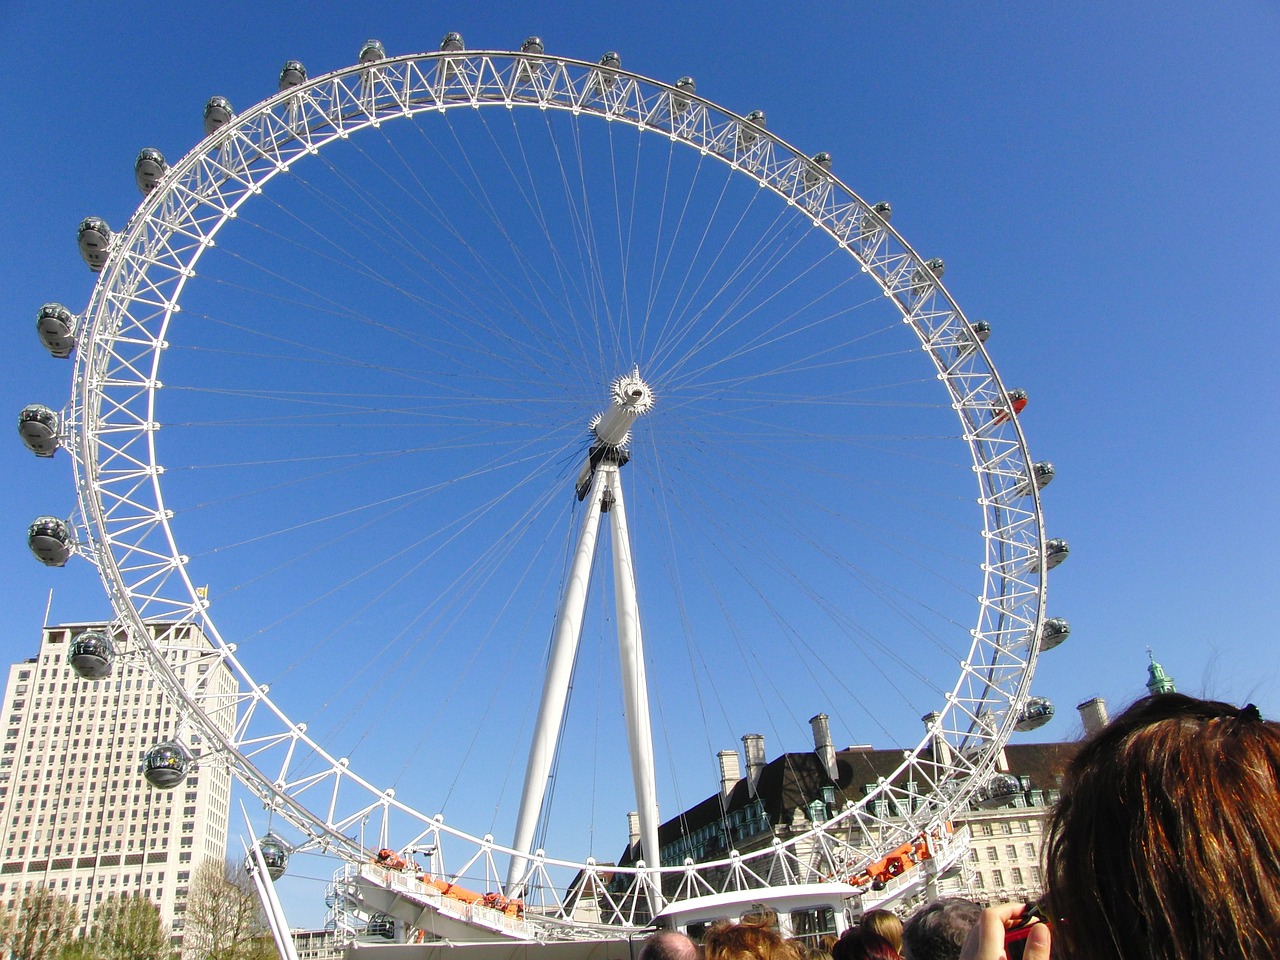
[1146,647,1176,695]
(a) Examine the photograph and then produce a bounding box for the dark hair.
[1045,693,1280,960]
[901,899,980,960]
[832,928,900,960]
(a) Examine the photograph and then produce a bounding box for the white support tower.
[507,373,660,910]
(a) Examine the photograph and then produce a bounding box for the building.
[0,622,236,942]
[617,654,1182,912]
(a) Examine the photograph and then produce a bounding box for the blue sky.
[3,0,1279,926]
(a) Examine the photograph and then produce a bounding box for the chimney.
[718,749,742,798]
[742,734,766,796]
[1077,697,1109,736]
[809,714,838,781]
[922,711,953,766]
[627,811,640,851]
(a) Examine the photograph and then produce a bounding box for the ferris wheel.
[21,36,1069,928]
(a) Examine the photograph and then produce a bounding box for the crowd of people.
[635,694,1280,960]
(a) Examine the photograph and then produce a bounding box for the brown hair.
[702,920,795,960]
[1045,693,1280,960]
[859,909,903,955]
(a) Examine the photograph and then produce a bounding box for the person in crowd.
[702,918,797,960]
[961,693,1280,960]
[639,930,700,960]
[832,927,900,960]
[901,899,981,960]
[860,909,903,955]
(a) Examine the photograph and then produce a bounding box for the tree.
[90,895,171,960]
[180,862,275,960]
[6,886,78,960]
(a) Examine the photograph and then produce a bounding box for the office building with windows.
[0,622,236,941]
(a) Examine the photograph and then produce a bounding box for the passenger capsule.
[134,148,168,196]
[1039,617,1071,651]
[804,151,832,189]
[255,833,289,880]
[69,630,116,680]
[1014,696,1055,732]
[992,388,1028,424]
[975,772,1022,809]
[142,740,192,789]
[18,404,60,457]
[593,51,622,92]
[203,96,235,136]
[359,39,386,64]
[1043,538,1069,570]
[517,36,545,81]
[439,32,465,52]
[911,257,945,296]
[862,201,892,236]
[737,109,766,150]
[36,303,77,358]
[671,76,696,114]
[77,217,112,273]
[1013,460,1054,498]
[279,60,307,91]
[28,516,73,567]
[970,320,992,343]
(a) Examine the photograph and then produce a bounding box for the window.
[980,823,993,837]
[992,869,1004,888]
[1024,843,1036,858]
[1000,821,1013,835]
[1006,844,1018,859]
[1012,867,1023,886]
[986,847,998,862]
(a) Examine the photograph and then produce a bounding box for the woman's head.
[702,920,794,960]
[859,909,903,955]
[1045,693,1280,959]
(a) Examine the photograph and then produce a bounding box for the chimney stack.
[809,714,838,781]
[718,749,742,798]
[922,711,953,766]
[742,734,766,796]
[627,811,640,851]
[1077,697,1109,736]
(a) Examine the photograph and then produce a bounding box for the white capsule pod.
[911,257,945,296]
[517,36,545,81]
[804,151,832,189]
[253,833,289,880]
[1043,538,1070,570]
[142,740,192,789]
[28,516,73,567]
[203,96,234,136]
[77,217,112,273]
[969,320,992,344]
[439,32,465,52]
[671,76,696,114]
[18,404,60,457]
[1013,460,1054,498]
[359,39,386,64]
[279,60,307,91]
[34,303,76,359]
[737,110,766,150]
[134,148,168,196]
[1038,617,1071,651]
[592,51,621,93]
[36,303,76,358]
[862,201,892,237]
[69,630,117,680]
[974,772,1022,808]
[1014,696,1055,732]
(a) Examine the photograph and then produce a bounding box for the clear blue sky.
[3,0,1279,925]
